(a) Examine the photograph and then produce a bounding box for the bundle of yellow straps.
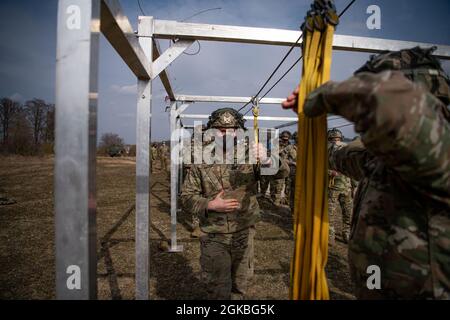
[290,0,339,300]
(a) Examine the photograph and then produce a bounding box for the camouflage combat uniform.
[282,143,297,208]
[270,138,291,206]
[183,137,203,235]
[328,142,354,243]
[158,143,170,174]
[303,47,450,299]
[180,108,288,299]
[151,145,157,173]
[287,133,299,209]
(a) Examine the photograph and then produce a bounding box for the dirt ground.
[0,156,355,300]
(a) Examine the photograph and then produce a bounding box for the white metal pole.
[135,16,153,300]
[169,102,183,252]
[55,0,100,300]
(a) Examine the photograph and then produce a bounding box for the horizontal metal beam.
[152,20,301,47]
[180,114,298,122]
[333,36,450,59]
[175,95,285,104]
[100,1,152,79]
[150,20,450,59]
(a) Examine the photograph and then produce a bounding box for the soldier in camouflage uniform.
[288,132,298,210]
[282,47,450,299]
[327,128,354,244]
[270,130,292,206]
[281,131,297,208]
[158,142,170,175]
[185,129,205,238]
[151,144,157,173]
[180,108,288,299]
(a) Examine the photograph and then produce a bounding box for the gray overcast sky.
[0,0,449,143]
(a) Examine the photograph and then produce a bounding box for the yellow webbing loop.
[290,7,336,300]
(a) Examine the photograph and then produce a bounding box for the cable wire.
[182,40,202,56]
[241,0,357,116]
[137,0,147,16]
[180,8,222,56]
[181,7,222,22]
[237,32,303,112]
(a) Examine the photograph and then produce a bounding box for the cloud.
[2,0,448,143]
[9,92,26,103]
[111,84,137,95]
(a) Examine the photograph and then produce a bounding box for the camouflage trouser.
[200,227,255,300]
[328,189,353,241]
[271,178,285,205]
[259,176,272,196]
[284,176,291,205]
[160,156,169,173]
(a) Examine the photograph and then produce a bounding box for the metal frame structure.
[55,0,450,300]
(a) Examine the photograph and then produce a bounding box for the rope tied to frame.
[290,0,338,300]
[252,97,260,145]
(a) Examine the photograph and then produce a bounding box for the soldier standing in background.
[281,131,297,208]
[327,128,354,244]
[151,143,157,173]
[270,130,292,206]
[185,132,203,238]
[158,142,170,176]
[180,108,288,299]
[288,131,298,210]
[282,47,450,299]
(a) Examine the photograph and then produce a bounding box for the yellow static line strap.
[290,4,336,300]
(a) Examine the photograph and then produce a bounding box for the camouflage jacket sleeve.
[307,70,450,205]
[328,139,370,182]
[180,165,210,218]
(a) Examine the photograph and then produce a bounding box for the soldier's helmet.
[207,108,246,129]
[280,130,292,140]
[354,46,450,106]
[328,128,343,140]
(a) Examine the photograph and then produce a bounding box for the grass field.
[0,156,354,299]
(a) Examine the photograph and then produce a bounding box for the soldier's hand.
[330,170,338,177]
[207,190,241,213]
[282,83,335,117]
[281,86,299,112]
[252,142,270,164]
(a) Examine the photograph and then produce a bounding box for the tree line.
[0,97,162,157]
[0,97,55,155]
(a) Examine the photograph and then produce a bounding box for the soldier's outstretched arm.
[303,71,450,205]
[180,165,210,217]
[328,138,370,182]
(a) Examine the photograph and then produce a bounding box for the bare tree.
[99,133,125,157]
[8,110,33,155]
[25,99,49,150]
[0,98,20,145]
[44,104,55,143]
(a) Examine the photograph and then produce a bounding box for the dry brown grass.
[0,156,354,300]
